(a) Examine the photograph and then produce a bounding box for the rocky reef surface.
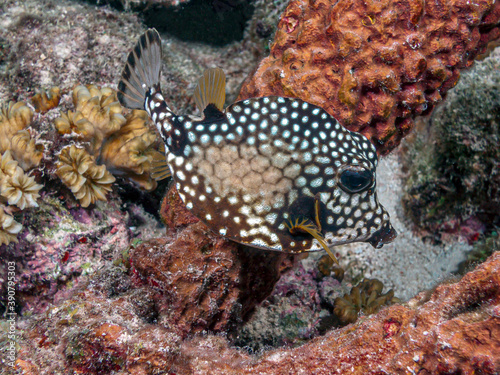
[239,0,500,155]
[0,0,499,373]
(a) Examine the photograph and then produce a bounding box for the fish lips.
[367,221,397,249]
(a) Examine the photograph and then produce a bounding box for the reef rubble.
[12,251,500,374]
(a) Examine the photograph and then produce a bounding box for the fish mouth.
[367,222,397,249]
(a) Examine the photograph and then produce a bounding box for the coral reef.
[11,251,500,374]
[238,0,500,155]
[0,161,42,210]
[0,101,43,171]
[31,86,61,113]
[54,85,160,204]
[55,85,126,155]
[245,0,290,50]
[332,278,400,326]
[402,50,500,236]
[457,231,500,274]
[0,100,44,243]
[0,195,144,314]
[55,145,116,208]
[0,205,21,245]
[3,0,500,373]
[98,109,161,191]
[234,256,346,351]
[133,184,295,337]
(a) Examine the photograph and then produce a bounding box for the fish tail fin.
[118,28,162,110]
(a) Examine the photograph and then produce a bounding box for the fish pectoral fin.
[193,67,226,116]
[284,216,339,265]
[151,146,171,181]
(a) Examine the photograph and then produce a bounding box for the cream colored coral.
[0,102,33,141]
[10,129,44,171]
[55,85,126,155]
[99,110,159,190]
[0,150,19,178]
[0,165,43,210]
[0,205,22,245]
[56,145,116,207]
[0,101,33,153]
[0,101,44,170]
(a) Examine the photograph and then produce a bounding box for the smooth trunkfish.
[117,29,397,264]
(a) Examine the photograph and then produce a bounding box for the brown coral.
[0,150,18,178]
[31,87,61,113]
[55,85,126,155]
[238,0,500,155]
[55,85,160,191]
[56,145,115,207]
[9,129,44,171]
[98,110,161,191]
[0,101,43,169]
[0,205,22,245]
[333,278,400,326]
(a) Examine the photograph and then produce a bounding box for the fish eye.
[339,169,373,193]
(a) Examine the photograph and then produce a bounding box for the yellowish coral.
[56,145,116,207]
[31,87,61,113]
[0,101,33,152]
[1,165,43,210]
[55,85,126,155]
[333,278,400,326]
[99,110,160,191]
[0,205,22,245]
[0,101,44,170]
[0,150,19,178]
[10,129,44,171]
[55,86,162,192]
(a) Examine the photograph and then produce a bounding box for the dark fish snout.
[367,222,397,249]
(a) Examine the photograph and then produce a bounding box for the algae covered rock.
[402,51,500,236]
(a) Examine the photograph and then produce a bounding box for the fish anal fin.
[193,68,226,115]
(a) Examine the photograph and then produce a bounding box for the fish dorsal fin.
[193,68,226,115]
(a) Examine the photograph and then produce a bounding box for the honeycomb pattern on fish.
[118,29,397,257]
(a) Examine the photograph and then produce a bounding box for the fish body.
[118,29,396,257]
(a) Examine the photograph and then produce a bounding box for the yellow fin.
[193,68,226,114]
[285,217,339,265]
[151,147,171,181]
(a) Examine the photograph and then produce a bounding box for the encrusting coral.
[0,205,22,246]
[54,85,160,204]
[239,0,500,155]
[56,145,116,208]
[333,278,400,326]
